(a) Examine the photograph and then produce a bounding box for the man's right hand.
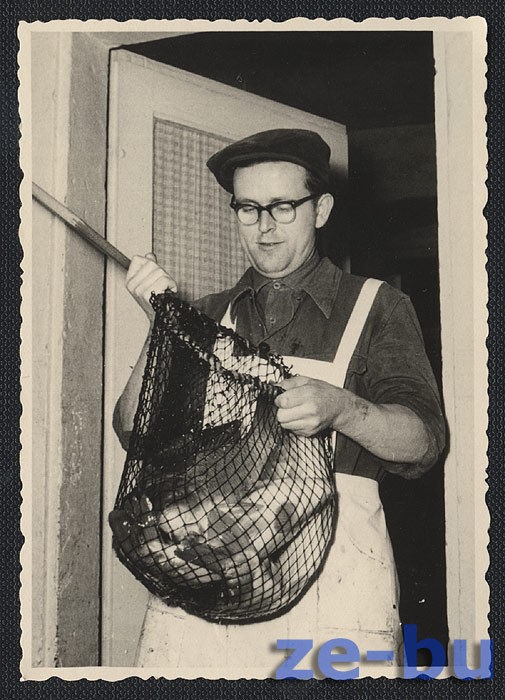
[126,253,178,323]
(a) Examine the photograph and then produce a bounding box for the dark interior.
[125,30,448,662]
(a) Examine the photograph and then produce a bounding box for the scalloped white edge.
[18,15,489,682]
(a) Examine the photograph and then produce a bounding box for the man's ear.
[315,193,334,229]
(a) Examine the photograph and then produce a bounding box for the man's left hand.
[274,375,349,437]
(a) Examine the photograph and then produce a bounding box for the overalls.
[135,279,402,677]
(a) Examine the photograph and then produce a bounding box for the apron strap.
[221,303,234,330]
[330,277,383,388]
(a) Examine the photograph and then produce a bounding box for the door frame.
[433,26,488,652]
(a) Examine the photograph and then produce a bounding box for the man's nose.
[258,209,276,233]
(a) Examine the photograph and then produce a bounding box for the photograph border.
[4,2,503,697]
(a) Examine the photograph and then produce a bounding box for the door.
[103,47,347,666]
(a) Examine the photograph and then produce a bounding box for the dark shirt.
[194,255,446,481]
[252,250,322,343]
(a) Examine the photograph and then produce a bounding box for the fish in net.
[109,290,338,623]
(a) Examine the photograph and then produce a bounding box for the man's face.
[232,161,319,279]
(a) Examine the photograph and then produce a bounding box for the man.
[114,129,445,674]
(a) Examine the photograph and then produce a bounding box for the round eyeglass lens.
[237,205,258,224]
[271,203,296,223]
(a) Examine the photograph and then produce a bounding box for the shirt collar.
[251,249,320,295]
[229,253,341,319]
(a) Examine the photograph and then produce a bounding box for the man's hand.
[275,375,350,437]
[126,253,177,323]
[115,253,177,444]
[275,374,431,465]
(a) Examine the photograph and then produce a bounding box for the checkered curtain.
[152,119,248,302]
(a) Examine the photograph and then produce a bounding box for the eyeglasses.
[230,194,319,225]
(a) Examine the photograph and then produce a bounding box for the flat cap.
[206,128,331,193]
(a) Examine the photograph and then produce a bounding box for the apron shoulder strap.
[221,303,234,330]
[331,277,383,388]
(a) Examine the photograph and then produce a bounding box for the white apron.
[135,279,401,676]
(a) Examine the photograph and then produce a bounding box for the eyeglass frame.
[229,193,320,225]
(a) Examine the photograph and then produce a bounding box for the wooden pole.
[32,182,131,270]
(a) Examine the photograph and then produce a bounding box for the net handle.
[32,182,131,271]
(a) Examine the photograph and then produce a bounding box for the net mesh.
[109,291,338,624]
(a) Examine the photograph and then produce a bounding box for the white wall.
[31,31,71,668]
[30,31,109,667]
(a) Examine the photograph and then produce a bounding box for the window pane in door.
[153,118,248,302]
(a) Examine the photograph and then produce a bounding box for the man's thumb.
[145,252,157,263]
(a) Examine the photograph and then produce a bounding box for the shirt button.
[272,282,281,290]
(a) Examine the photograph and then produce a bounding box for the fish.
[111,385,334,617]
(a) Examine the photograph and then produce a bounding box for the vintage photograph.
[19,18,488,680]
